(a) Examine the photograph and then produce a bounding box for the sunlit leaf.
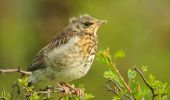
[85,93,95,100]
[140,66,149,72]
[128,69,136,80]
[114,50,125,59]
[104,69,124,87]
[97,48,112,65]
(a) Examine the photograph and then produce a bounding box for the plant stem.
[110,62,132,93]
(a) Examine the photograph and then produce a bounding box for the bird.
[27,14,106,86]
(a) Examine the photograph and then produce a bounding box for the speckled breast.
[43,34,97,82]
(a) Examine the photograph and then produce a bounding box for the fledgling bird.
[28,14,106,85]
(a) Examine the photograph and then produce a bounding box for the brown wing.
[27,46,48,71]
[28,27,77,72]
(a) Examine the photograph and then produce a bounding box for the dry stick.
[0,67,31,75]
[133,66,157,100]
[110,62,132,93]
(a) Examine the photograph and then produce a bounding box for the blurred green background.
[0,0,170,99]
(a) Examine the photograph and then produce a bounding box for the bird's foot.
[56,82,84,99]
[71,87,84,97]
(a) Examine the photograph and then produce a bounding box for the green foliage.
[0,48,169,100]
[18,77,40,100]
[128,69,136,80]
[113,50,125,60]
[97,48,112,65]
[140,66,149,72]
[104,69,124,87]
[84,93,95,100]
[98,48,170,100]
[0,76,94,100]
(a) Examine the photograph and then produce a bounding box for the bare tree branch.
[0,67,31,75]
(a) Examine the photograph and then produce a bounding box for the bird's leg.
[55,82,84,100]
[57,82,84,99]
[64,83,84,97]
[56,82,71,95]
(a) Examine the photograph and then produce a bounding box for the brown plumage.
[28,15,106,83]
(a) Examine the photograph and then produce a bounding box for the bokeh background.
[0,0,170,99]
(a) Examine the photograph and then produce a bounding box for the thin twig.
[108,80,122,92]
[110,62,132,93]
[106,80,134,100]
[105,84,119,96]
[0,67,31,75]
[133,66,157,100]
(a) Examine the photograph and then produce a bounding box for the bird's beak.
[95,20,107,26]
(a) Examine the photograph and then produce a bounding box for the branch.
[133,66,157,100]
[110,62,132,93]
[107,80,122,92]
[0,67,31,75]
[105,80,134,100]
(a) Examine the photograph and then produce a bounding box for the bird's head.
[69,14,107,35]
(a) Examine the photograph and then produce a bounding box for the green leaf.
[104,69,124,87]
[85,93,95,99]
[18,79,23,83]
[148,74,156,83]
[168,86,170,95]
[30,91,40,100]
[112,96,121,100]
[128,69,136,80]
[140,66,149,72]
[97,48,112,65]
[114,50,125,59]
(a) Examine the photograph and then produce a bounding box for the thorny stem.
[0,67,31,75]
[109,62,132,93]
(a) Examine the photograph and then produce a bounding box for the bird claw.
[56,82,84,99]
[71,88,84,97]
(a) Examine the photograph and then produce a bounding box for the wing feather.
[28,28,77,72]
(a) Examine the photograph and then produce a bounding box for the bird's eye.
[83,22,93,27]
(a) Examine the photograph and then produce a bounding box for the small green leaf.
[104,69,124,87]
[97,48,112,65]
[30,91,40,100]
[112,96,121,100]
[18,79,23,83]
[114,50,125,59]
[140,66,149,72]
[148,74,156,83]
[128,69,136,80]
[85,93,94,99]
